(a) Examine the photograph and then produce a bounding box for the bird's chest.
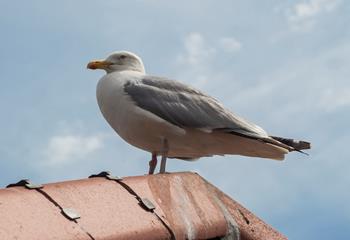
[96,77,159,143]
[96,74,187,152]
[97,78,135,134]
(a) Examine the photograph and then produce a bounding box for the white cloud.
[178,32,216,66]
[219,37,242,52]
[287,0,341,32]
[178,33,242,66]
[43,134,103,165]
[175,32,216,88]
[176,33,242,88]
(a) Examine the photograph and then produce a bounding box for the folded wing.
[124,76,269,139]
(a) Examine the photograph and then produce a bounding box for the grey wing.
[124,76,268,139]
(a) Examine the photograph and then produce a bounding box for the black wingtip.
[298,141,311,150]
[270,136,311,151]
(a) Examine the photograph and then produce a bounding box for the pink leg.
[148,153,157,175]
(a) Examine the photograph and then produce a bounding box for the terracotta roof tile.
[0,187,90,240]
[0,172,287,240]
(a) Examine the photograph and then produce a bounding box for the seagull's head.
[87,51,145,74]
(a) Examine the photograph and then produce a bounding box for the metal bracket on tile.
[61,208,81,220]
[6,179,43,190]
[89,171,175,239]
[140,198,156,211]
[89,171,122,181]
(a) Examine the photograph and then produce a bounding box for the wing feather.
[124,76,268,139]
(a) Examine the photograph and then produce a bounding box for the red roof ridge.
[0,171,287,240]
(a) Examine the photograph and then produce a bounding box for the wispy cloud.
[178,33,242,65]
[43,134,104,165]
[176,32,242,88]
[177,32,216,66]
[287,0,342,32]
[219,37,242,52]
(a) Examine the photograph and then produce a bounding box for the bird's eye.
[120,55,127,59]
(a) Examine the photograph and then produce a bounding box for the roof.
[0,171,287,240]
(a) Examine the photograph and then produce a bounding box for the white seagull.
[87,51,310,174]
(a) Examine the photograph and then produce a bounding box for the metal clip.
[6,179,43,189]
[62,208,80,220]
[140,198,156,211]
[89,171,122,181]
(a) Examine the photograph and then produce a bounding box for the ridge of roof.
[0,171,287,240]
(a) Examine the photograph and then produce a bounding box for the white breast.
[96,71,185,154]
[96,72,133,132]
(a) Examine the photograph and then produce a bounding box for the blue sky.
[0,0,349,239]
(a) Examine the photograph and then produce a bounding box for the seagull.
[87,51,311,174]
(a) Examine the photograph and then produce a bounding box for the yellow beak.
[87,60,112,70]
